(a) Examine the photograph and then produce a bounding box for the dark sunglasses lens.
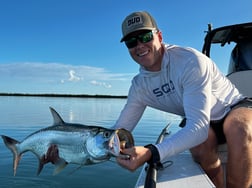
[125,31,154,49]
[125,38,137,49]
[139,32,153,43]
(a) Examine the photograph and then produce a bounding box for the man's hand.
[116,146,152,171]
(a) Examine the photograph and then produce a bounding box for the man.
[115,11,252,188]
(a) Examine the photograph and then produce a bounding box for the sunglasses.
[124,30,156,49]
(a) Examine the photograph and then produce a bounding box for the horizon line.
[0,92,127,99]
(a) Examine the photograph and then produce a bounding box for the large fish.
[1,107,134,176]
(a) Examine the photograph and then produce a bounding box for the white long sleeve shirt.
[114,44,244,161]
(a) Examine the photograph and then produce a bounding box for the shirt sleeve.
[113,82,146,131]
[156,54,212,161]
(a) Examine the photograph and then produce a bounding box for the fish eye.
[103,131,111,138]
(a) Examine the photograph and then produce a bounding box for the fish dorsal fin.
[49,107,65,125]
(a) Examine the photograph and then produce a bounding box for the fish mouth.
[107,132,120,156]
[107,129,134,158]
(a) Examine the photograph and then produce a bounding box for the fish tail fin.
[1,135,21,176]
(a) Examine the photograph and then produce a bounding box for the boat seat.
[218,71,252,163]
[219,39,252,163]
[227,70,252,97]
[228,40,252,74]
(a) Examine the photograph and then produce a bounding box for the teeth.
[138,51,148,57]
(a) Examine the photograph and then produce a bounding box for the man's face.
[125,30,163,71]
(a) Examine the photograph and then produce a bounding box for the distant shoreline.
[0,93,127,99]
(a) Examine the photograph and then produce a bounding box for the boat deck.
[135,152,215,188]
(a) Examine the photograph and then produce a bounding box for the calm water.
[0,96,181,188]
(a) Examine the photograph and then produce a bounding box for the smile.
[137,50,149,57]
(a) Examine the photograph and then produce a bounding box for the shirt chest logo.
[152,80,175,97]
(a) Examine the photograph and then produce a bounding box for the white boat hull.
[135,152,215,188]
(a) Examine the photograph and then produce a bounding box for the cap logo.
[127,16,143,28]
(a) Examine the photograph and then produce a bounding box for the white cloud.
[68,70,81,82]
[0,62,133,94]
[0,62,131,82]
[90,80,112,88]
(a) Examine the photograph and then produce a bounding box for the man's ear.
[157,31,163,42]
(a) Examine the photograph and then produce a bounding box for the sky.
[0,0,251,96]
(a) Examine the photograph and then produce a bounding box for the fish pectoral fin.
[53,158,68,175]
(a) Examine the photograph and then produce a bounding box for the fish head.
[85,128,134,160]
[86,128,115,160]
